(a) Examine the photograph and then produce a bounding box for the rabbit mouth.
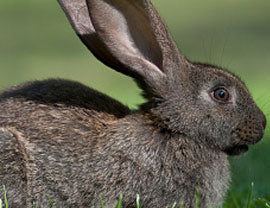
[224,145,249,156]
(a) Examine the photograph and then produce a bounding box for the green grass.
[0,186,8,208]
[47,195,56,208]
[224,183,270,208]
[2,184,269,207]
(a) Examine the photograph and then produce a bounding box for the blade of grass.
[115,194,123,208]
[195,189,200,208]
[171,202,176,208]
[3,185,8,208]
[246,182,254,208]
[254,198,270,207]
[136,194,140,208]
[179,201,184,208]
[0,199,2,208]
[46,195,55,208]
[99,195,104,208]
[229,191,240,208]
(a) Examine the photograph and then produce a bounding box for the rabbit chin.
[224,145,249,156]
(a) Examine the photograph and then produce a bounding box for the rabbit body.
[0,79,229,208]
[0,0,266,207]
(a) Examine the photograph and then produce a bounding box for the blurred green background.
[0,0,269,205]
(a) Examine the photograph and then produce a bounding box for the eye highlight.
[210,87,231,103]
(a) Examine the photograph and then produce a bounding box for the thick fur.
[0,0,266,207]
[0,79,230,208]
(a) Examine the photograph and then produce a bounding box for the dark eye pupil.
[218,90,225,98]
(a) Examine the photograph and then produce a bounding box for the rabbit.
[0,0,267,207]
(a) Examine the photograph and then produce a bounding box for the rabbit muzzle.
[225,111,266,156]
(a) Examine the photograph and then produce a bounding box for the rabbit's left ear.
[58,0,188,93]
[87,0,187,80]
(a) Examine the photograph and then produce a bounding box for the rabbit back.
[0,79,130,118]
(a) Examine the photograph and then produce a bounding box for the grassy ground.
[0,0,269,207]
[0,185,269,208]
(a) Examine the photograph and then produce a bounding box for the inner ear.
[118,1,163,70]
[87,0,163,71]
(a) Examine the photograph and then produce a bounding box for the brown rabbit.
[0,0,266,207]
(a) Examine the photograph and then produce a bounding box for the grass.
[224,183,270,208]
[1,184,269,208]
[47,195,55,208]
[0,186,8,208]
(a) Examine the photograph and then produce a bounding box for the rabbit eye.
[211,87,231,103]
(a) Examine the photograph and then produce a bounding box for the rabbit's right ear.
[57,0,188,95]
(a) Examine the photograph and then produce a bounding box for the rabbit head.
[148,63,267,156]
[58,0,266,156]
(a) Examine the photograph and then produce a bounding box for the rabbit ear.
[57,0,93,37]
[58,0,187,91]
[57,0,119,70]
